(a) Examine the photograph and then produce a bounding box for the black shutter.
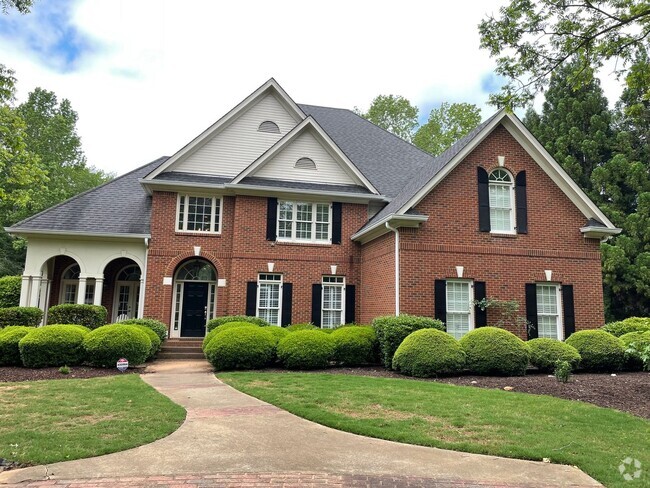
[281,283,292,326]
[266,197,277,241]
[477,167,490,232]
[525,284,538,340]
[245,281,257,317]
[434,280,447,324]
[515,171,528,234]
[332,202,342,245]
[345,284,355,324]
[311,284,322,326]
[474,281,487,327]
[562,285,575,339]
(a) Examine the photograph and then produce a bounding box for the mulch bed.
[0,366,139,383]
[268,367,650,420]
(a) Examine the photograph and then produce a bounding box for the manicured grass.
[220,372,649,488]
[0,375,185,464]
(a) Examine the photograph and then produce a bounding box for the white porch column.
[19,275,31,307]
[76,277,87,305]
[93,277,104,306]
[137,277,145,318]
[28,276,41,307]
[37,279,50,310]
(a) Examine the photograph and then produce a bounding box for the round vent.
[258,121,280,133]
[295,157,317,170]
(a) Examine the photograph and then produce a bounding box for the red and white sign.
[116,358,129,372]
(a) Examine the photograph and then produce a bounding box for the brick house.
[7,79,620,340]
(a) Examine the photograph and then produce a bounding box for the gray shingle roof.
[9,157,169,235]
[153,172,232,185]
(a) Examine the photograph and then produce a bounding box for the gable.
[252,129,362,186]
[167,93,300,177]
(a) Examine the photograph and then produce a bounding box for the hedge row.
[47,304,108,329]
[0,276,21,308]
[0,307,43,328]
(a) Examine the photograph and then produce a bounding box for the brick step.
[162,341,203,349]
[156,351,206,360]
[160,345,204,354]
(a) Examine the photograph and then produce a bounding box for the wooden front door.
[180,282,208,337]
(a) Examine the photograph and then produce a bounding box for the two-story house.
[7,79,620,340]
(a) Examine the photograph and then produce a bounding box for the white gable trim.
[145,79,305,181]
[395,110,619,232]
[231,117,380,195]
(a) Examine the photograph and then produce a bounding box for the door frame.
[112,281,140,322]
[170,260,218,338]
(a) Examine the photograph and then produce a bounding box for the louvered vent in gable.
[295,157,317,170]
[258,121,280,133]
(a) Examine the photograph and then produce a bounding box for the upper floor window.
[488,169,515,234]
[177,195,222,234]
[258,121,280,134]
[277,201,331,243]
[446,280,474,339]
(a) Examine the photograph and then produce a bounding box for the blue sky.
[0,0,623,175]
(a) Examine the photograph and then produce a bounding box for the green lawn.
[220,372,649,488]
[0,375,185,464]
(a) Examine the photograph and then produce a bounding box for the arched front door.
[171,259,217,338]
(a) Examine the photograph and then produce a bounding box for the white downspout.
[138,237,149,319]
[385,222,400,316]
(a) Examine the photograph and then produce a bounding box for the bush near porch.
[0,275,21,308]
[119,318,167,342]
[206,315,270,332]
[0,306,43,328]
[47,304,107,329]
[18,324,89,368]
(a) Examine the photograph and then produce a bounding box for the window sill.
[489,232,517,238]
[274,240,332,248]
[175,231,222,237]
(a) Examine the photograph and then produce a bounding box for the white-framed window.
[488,169,515,234]
[60,264,95,305]
[277,201,331,243]
[257,274,282,326]
[446,280,474,339]
[536,284,563,340]
[322,276,345,329]
[176,194,222,233]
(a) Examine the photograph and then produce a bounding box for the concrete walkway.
[0,360,601,487]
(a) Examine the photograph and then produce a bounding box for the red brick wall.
[359,232,395,324]
[398,125,605,336]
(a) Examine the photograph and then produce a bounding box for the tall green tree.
[479,0,650,108]
[1,0,31,14]
[361,95,419,142]
[413,102,482,156]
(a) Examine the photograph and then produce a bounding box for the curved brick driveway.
[0,360,601,488]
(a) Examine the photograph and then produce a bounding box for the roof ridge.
[10,156,169,229]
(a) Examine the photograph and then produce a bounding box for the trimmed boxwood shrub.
[0,276,21,308]
[206,315,269,332]
[565,330,625,372]
[204,327,275,371]
[372,314,445,368]
[47,304,107,329]
[266,326,290,344]
[286,323,318,332]
[527,338,581,372]
[0,306,43,328]
[202,321,259,351]
[331,326,378,365]
[118,323,161,360]
[19,324,89,368]
[120,318,167,341]
[0,326,33,365]
[393,329,466,377]
[83,325,151,367]
[459,327,530,376]
[620,331,650,370]
[277,330,335,370]
[602,317,650,337]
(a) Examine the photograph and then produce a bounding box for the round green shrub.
[206,315,269,332]
[117,323,161,360]
[0,276,22,308]
[286,323,318,332]
[393,329,466,377]
[202,321,259,351]
[0,307,43,328]
[204,327,275,371]
[619,331,650,370]
[372,314,445,368]
[565,330,625,372]
[19,325,89,368]
[459,327,530,376]
[0,326,33,365]
[83,325,151,367]
[602,317,650,337]
[265,326,290,344]
[527,338,581,372]
[47,304,107,329]
[120,318,167,341]
[331,326,378,365]
[277,330,335,370]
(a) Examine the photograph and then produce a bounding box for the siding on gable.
[169,94,299,177]
[253,130,363,186]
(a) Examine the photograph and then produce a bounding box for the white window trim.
[321,276,345,328]
[256,274,283,326]
[488,169,516,235]
[277,201,332,244]
[176,194,223,234]
[446,279,475,339]
[536,283,564,340]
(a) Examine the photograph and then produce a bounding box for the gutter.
[5,228,151,240]
[385,222,400,316]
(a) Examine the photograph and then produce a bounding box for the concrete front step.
[157,351,206,360]
[158,339,204,360]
